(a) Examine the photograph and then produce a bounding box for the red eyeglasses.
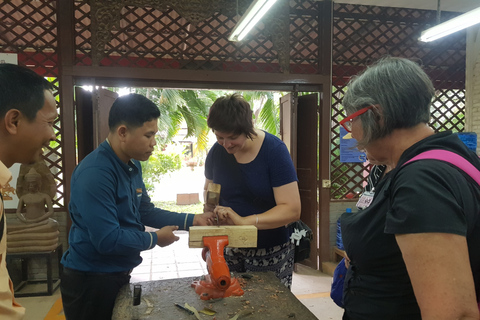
[339,105,374,132]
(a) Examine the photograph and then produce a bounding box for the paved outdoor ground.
[151,165,205,202]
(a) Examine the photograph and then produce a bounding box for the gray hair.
[342,56,434,148]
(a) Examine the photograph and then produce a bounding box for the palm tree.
[134,88,214,153]
[132,88,283,156]
[126,88,284,192]
[104,87,282,152]
[242,91,280,136]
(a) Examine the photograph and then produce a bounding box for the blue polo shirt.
[61,141,194,272]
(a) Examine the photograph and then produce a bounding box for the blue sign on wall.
[340,127,367,163]
[456,132,477,152]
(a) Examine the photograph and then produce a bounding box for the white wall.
[465,25,480,155]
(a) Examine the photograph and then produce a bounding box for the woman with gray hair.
[339,57,480,320]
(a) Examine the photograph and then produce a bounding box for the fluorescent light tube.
[228,0,278,42]
[419,6,480,42]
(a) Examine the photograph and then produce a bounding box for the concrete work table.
[112,272,318,319]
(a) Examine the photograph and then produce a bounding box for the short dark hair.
[207,93,257,139]
[342,56,434,148]
[108,93,160,131]
[0,64,53,120]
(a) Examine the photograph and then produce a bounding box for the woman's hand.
[213,205,242,225]
[155,225,180,247]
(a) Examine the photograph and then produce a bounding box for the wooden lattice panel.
[74,0,321,74]
[39,79,64,209]
[0,1,64,208]
[75,1,276,71]
[290,0,320,74]
[330,4,466,199]
[0,0,57,76]
[75,1,92,66]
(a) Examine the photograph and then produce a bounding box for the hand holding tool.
[206,183,221,224]
[206,183,221,206]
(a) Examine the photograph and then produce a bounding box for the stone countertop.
[113,271,318,320]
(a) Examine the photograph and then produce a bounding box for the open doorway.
[74,85,321,269]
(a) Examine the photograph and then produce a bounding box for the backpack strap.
[403,149,480,186]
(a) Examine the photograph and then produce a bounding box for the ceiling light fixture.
[419,6,480,42]
[228,0,278,42]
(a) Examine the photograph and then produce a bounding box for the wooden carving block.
[206,183,221,206]
[189,225,257,248]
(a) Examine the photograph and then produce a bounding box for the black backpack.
[290,220,313,262]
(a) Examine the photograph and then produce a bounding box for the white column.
[465,25,480,155]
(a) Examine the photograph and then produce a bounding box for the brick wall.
[465,25,480,154]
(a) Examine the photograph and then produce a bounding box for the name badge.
[356,191,375,209]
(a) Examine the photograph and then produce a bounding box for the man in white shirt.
[0,63,57,319]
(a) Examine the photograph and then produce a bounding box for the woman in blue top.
[204,93,301,288]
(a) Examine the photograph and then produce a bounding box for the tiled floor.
[17,231,344,320]
[129,231,207,282]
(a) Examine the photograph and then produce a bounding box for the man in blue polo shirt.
[60,93,213,320]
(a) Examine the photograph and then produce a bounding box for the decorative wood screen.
[0,0,65,208]
[73,0,323,74]
[1,0,327,209]
[330,4,466,199]
[1,0,468,205]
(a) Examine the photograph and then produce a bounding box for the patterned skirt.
[224,240,295,288]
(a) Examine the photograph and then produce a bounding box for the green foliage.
[251,91,280,136]
[131,88,285,153]
[331,159,351,199]
[47,77,61,150]
[134,88,214,154]
[215,90,284,137]
[152,201,203,214]
[141,149,182,193]
[94,87,286,192]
